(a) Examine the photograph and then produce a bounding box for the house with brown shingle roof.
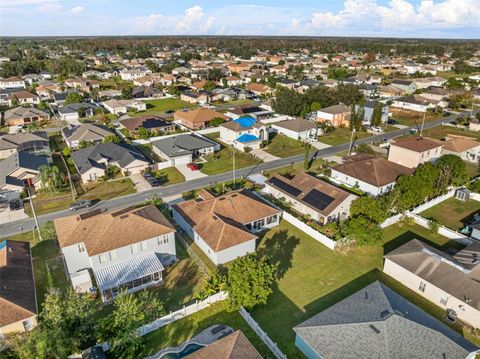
[0,240,37,336]
[54,205,176,302]
[331,154,413,196]
[174,108,229,130]
[185,330,262,359]
[388,137,443,168]
[316,105,351,128]
[441,134,480,163]
[172,189,281,265]
[265,172,357,224]
[245,83,273,96]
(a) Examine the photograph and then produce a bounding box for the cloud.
[70,6,84,14]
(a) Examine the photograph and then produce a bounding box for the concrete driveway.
[130,174,152,192]
[251,148,279,162]
[175,164,208,181]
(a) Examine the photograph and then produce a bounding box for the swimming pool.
[160,343,205,358]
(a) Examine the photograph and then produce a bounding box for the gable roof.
[0,240,37,327]
[332,154,413,187]
[391,137,442,152]
[185,331,262,359]
[273,118,316,133]
[4,107,50,120]
[173,190,279,252]
[54,205,175,255]
[151,134,217,158]
[267,172,356,216]
[174,108,228,124]
[294,281,477,359]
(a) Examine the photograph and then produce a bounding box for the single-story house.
[132,86,163,99]
[0,77,25,90]
[71,143,149,183]
[0,151,49,192]
[0,240,38,336]
[151,133,219,166]
[174,108,229,130]
[172,189,281,265]
[102,99,146,115]
[224,106,273,120]
[119,115,176,135]
[388,137,443,168]
[54,205,176,302]
[0,131,50,159]
[294,280,479,359]
[316,105,350,127]
[330,154,413,196]
[61,123,115,148]
[270,118,317,141]
[58,102,98,122]
[245,83,273,96]
[3,107,50,127]
[391,95,446,113]
[264,172,358,224]
[441,134,480,163]
[391,79,417,94]
[384,239,480,329]
[219,116,268,152]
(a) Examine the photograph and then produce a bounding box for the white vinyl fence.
[239,307,287,359]
[410,189,456,214]
[282,212,336,250]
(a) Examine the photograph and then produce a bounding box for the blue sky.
[1,0,479,38]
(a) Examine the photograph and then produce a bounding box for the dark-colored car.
[387,119,399,125]
[148,178,160,187]
[69,199,93,211]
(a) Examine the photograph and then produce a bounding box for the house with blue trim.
[219,116,268,152]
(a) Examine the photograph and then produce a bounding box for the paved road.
[0,112,474,238]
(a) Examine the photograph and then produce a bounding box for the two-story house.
[54,205,176,303]
[316,105,351,128]
[219,116,268,152]
[388,137,443,168]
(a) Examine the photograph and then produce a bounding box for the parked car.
[9,199,22,211]
[187,163,199,171]
[148,178,160,187]
[69,199,93,211]
[371,126,384,133]
[165,109,174,114]
[387,119,399,125]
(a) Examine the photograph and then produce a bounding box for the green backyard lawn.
[319,127,371,146]
[199,147,261,175]
[128,98,196,117]
[421,197,480,231]
[264,133,306,158]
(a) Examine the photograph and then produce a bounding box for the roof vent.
[369,324,381,334]
[380,310,390,319]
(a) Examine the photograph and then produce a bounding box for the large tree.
[341,215,384,246]
[435,154,469,189]
[38,165,63,191]
[370,102,384,127]
[350,196,387,224]
[64,92,83,105]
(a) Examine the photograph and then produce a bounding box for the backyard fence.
[379,213,403,228]
[175,233,212,276]
[239,307,288,359]
[410,189,456,214]
[282,212,336,250]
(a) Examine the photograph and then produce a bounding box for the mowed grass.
[421,197,480,231]
[264,133,306,158]
[200,147,260,175]
[80,178,136,201]
[418,126,480,141]
[319,127,371,146]
[154,167,186,186]
[129,98,196,117]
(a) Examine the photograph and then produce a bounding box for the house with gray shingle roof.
[294,281,479,359]
[70,143,149,183]
[61,124,115,148]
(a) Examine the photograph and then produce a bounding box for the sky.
[1,0,479,38]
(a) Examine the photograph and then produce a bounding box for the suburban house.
[71,143,149,183]
[54,205,176,302]
[0,77,25,90]
[391,79,417,94]
[102,99,146,115]
[174,108,229,130]
[61,123,115,148]
[357,100,389,125]
[316,105,351,127]
[132,86,163,99]
[151,133,219,166]
[219,116,268,151]
[0,240,38,337]
[440,134,480,163]
[392,95,445,112]
[330,154,413,196]
[119,68,152,81]
[388,137,443,168]
[98,89,122,99]
[270,118,317,141]
[384,239,480,330]
[185,330,262,359]
[180,91,210,105]
[264,172,358,224]
[119,115,176,135]
[294,281,479,359]
[245,83,273,96]
[0,151,49,192]
[225,105,273,120]
[172,189,281,265]
[0,131,50,159]
[57,102,98,122]
[0,90,39,106]
[223,76,243,87]
[3,107,50,127]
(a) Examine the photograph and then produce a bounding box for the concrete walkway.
[176,164,208,181]
[311,141,332,150]
[252,148,279,162]
[130,174,152,192]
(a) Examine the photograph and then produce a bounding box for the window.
[440,296,448,306]
[157,235,169,245]
[99,253,107,264]
[78,243,86,253]
[109,250,117,260]
[23,319,33,331]
[419,282,426,292]
[267,215,278,225]
[131,243,139,254]
[253,219,265,230]
[141,241,147,251]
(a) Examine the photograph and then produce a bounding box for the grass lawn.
[80,178,136,201]
[263,133,306,158]
[466,162,480,179]
[390,108,442,127]
[417,125,480,141]
[421,197,480,231]
[128,98,196,117]
[200,147,261,176]
[154,167,186,186]
[138,301,273,359]
[25,191,74,216]
[204,131,220,141]
[319,127,371,146]
[246,220,475,357]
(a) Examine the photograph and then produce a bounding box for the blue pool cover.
[236,133,260,143]
[233,116,256,128]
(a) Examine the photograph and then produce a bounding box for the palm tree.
[27,121,40,132]
[38,165,63,192]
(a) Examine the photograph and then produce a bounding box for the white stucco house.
[172,189,281,265]
[270,118,318,141]
[54,205,176,302]
[219,116,268,152]
[102,99,146,115]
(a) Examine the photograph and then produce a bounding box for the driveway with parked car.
[175,163,208,181]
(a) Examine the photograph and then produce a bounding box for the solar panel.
[302,189,335,211]
[269,177,302,197]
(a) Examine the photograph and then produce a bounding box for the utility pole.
[348,128,356,156]
[27,187,42,241]
[420,111,426,137]
[232,146,236,189]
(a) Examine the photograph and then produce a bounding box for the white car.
[371,126,384,133]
